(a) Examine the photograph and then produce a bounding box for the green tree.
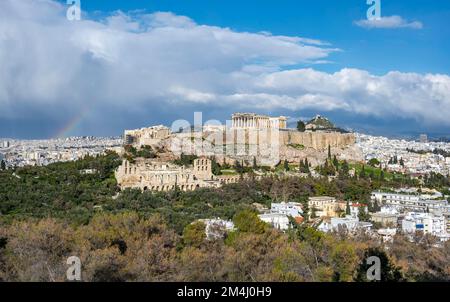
[297,120,306,132]
[233,210,267,234]
[333,155,339,170]
[359,165,366,179]
[357,206,370,222]
[345,201,351,215]
[234,160,244,175]
[310,206,317,219]
[211,157,222,175]
[0,160,5,170]
[183,221,207,248]
[328,145,332,159]
[284,160,290,172]
[137,145,156,158]
[368,158,380,167]
[340,160,349,177]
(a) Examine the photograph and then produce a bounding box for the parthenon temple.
[231,113,287,129]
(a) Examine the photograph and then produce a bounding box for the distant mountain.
[306,115,335,130]
[302,115,350,133]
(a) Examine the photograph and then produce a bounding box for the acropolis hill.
[124,113,356,152]
[115,113,361,192]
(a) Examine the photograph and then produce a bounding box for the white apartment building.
[258,213,290,230]
[371,191,448,213]
[318,215,373,233]
[270,202,303,218]
[401,212,447,237]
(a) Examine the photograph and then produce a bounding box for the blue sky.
[77,0,450,75]
[1,0,450,139]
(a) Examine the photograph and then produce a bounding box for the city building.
[371,191,449,213]
[318,216,373,233]
[2,141,10,148]
[348,202,368,219]
[419,134,428,143]
[370,212,398,227]
[258,213,290,230]
[308,196,341,218]
[401,212,447,237]
[0,137,122,168]
[270,202,303,219]
[357,133,450,176]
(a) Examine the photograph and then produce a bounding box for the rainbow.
[53,108,89,139]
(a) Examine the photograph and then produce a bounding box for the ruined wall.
[279,131,355,150]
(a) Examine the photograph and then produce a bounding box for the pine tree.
[328,145,331,159]
[333,155,339,169]
[253,156,258,170]
[341,160,349,176]
[345,201,351,215]
[284,160,290,172]
[304,158,310,173]
[373,200,381,212]
[0,160,5,170]
[359,165,366,179]
[211,157,222,175]
[234,160,244,174]
[297,120,306,132]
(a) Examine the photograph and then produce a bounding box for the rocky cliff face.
[162,129,358,167]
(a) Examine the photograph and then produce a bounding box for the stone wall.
[279,130,355,150]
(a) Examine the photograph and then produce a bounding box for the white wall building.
[401,212,447,237]
[318,216,373,233]
[371,191,448,213]
[270,202,303,218]
[258,213,290,230]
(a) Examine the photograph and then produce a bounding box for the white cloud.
[354,15,423,29]
[0,0,448,136]
[250,69,450,125]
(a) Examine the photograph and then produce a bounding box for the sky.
[0,0,449,139]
